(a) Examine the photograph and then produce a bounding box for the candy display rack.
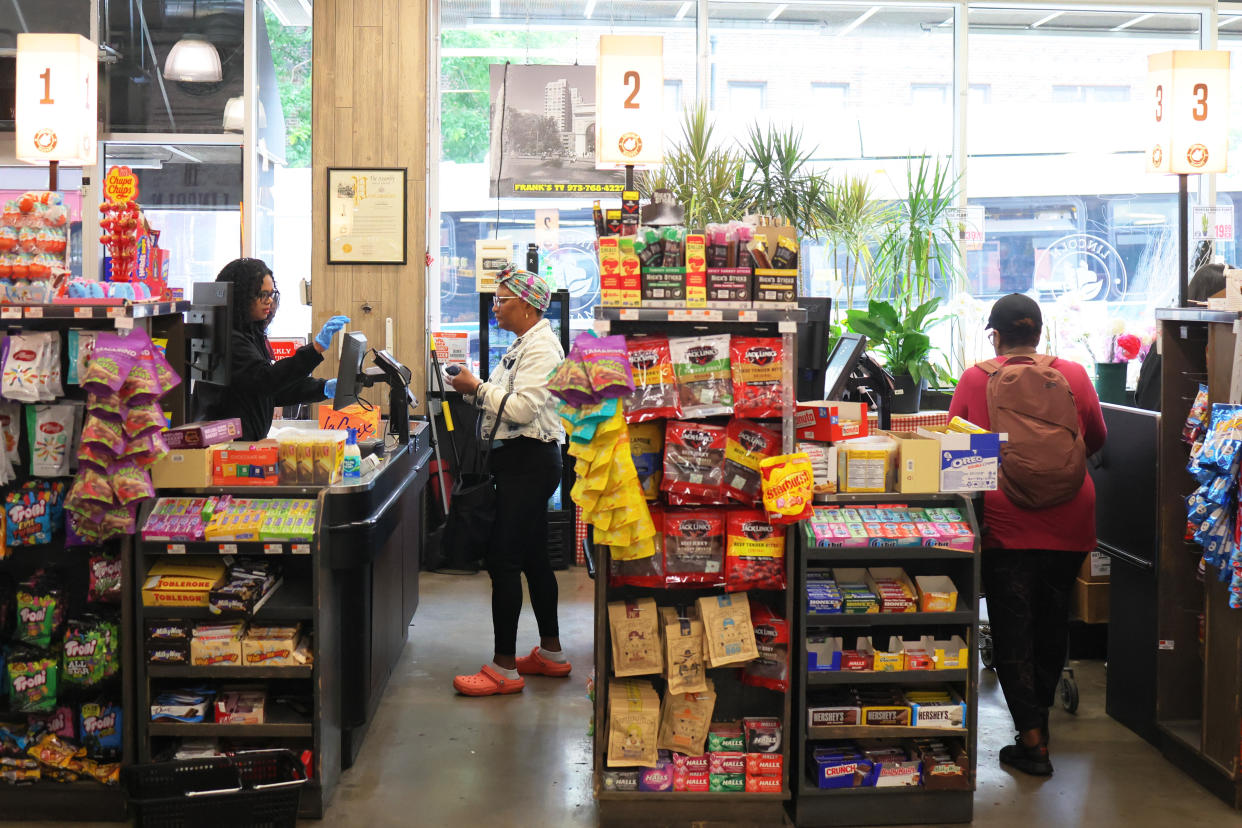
[0,304,187,821]
[793,493,980,827]
[133,489,338,819]
[590,305,804,825]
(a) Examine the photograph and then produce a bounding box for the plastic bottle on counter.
[342,428,362,481]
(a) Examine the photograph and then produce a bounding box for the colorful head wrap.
[496,266,554,313]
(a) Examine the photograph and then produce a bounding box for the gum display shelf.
[140,580,313,622]
[804,608,974,627]
[590,312,801,827]
[139,539,314,556]
[806,669,968,686]
[147,665,313,680]
[794,493,981,827]
[147,704,312,739]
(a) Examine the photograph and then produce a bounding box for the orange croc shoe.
[453,664,525,696]
[515,646,572,677]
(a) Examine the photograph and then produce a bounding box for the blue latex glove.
[324,378,337,400]
[315,315,350,349]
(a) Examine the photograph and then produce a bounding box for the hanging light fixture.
[163,33,221,82]
[223,97,267,131]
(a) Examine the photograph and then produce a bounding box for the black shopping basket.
[123,748,306,828]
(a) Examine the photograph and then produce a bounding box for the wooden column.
[312,0,428,409]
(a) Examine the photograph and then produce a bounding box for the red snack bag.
[742,602,789,693]
[723,419,781,505]
[662,421,727,503]
[725,510,786,592]
[622,336,682,423]
[609,505,665,588]
[662,508,725,587]
[730,337,784,419]
[664,490,729,507]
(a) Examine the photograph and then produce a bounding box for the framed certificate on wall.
[327,167,407,265]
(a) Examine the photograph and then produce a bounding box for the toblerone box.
[685,234,707,308]
[599,237,623,307]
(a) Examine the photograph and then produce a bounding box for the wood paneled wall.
[311,0,428,408]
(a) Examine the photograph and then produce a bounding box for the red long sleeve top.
[948,356,1108,552]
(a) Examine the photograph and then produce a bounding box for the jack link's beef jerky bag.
[670,335,733,418]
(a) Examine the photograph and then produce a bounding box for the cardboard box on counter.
[881,431,940,494]
[213,441,280,486]
[916,427,1001,492]
[163,419,243,449]
[150,449,213,489]
[795,401,869,443]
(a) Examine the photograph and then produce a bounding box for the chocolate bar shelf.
[805,609,974,627]
[807,669,968,686]
[794,493,980,826]
[146,540,314,556]
[140,580,313,621]
[148,704,313,739]
[147,665,313,680]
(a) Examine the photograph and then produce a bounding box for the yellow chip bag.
[759,453,814,524]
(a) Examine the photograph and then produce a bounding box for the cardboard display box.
[795,401,869,443]
[150,449,213,489]
[1079,549,1111,583]
[1073,577,1109,624]
[916,427,1001,492]
[882,431,940,494]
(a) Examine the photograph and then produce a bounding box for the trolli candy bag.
[6,648,59,713]
[16,570,64,649]
[730,337,784,419]
[623,336,682,423]
[669,335,733,418]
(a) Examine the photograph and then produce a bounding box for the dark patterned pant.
[982,548,1087,734]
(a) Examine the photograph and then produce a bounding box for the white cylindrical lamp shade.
[223,97,266,131]
[163,35,222,83]
[15,33,98,166]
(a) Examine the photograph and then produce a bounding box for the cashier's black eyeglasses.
[258,290,280,302]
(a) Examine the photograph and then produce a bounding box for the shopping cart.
[123,748,306,828]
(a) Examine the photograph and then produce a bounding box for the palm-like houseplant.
[638,104,745,228]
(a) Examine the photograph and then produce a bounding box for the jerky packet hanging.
[723,419,781,505]
[730,337,784,419]
[662,508,725,587]
[670,335,733,418]
[662,421,727,504]
[622,336,682,423]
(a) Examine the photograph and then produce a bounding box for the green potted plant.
[844,297,953,413]
[820,172,891,313]
[638,104,745,228]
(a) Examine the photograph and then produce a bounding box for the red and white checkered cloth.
[575,505,587,566]
[868,412,950,431]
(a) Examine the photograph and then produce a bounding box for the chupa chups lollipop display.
[99,200,140,281]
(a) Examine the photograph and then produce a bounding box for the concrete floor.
[9,568,1240,827]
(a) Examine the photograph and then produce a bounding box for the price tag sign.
[166,544,186,555]
[1147,51,1230,174]
[24,307,42,318]
[596,35,664,169]
[73,307,93,319]
[1,307,22,319]
[219,543,238,555]
[946,206,985,251]
[1193,205,1234,241]
[264,544,284,555]
[738,310,758,322]
[293,543,311,555]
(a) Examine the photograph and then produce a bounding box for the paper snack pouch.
[730,337,784,419]
[657,678,717,756]
[660,606,707,695]
[607,678,661,767]
[669,335,733,418]
[608,597,663,677]
[760,453,815,525]
[623,336,682,422]
[697,593,759,668]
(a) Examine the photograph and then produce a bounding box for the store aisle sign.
[1146,50,1229,175]
[596,35,664,169]
[1192,206,1234,242]
[15,33,98,166]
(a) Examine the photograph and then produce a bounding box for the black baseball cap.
[985,293,1042,337]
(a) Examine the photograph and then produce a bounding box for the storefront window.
[965,8,1201,368]
[1212,7,1242,269]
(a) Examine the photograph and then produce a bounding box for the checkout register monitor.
[333,332,369,410]
[822,332,868,400]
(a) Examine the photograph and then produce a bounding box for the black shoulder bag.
[435,392,511,573]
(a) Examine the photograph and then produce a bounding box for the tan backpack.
[977,355,1086,510]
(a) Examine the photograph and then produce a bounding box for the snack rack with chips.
[0,304,189,821]
[793,493,981,826]
[587,305,804,824]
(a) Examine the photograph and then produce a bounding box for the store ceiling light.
[222,97,267,131]
[837,7,879,38]
[1111,13,1154,32]
[767,4,788,22]
[674,2,692,21]
[1030,12,1063,29]
[163,33,221,82]
[584,0,596,20]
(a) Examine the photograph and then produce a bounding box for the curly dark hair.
[215,258,278,330]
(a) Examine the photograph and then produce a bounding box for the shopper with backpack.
[948,293,1106,777]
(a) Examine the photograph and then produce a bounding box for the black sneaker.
[999,736,1054,776]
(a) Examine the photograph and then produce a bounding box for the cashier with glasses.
[193,257,350,441]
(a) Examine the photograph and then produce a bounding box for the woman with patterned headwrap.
[446,267,569,696]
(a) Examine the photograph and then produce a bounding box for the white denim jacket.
[469,318,565,444]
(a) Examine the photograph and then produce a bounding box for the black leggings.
[486,437,563,657]
[981,548,1086,735]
